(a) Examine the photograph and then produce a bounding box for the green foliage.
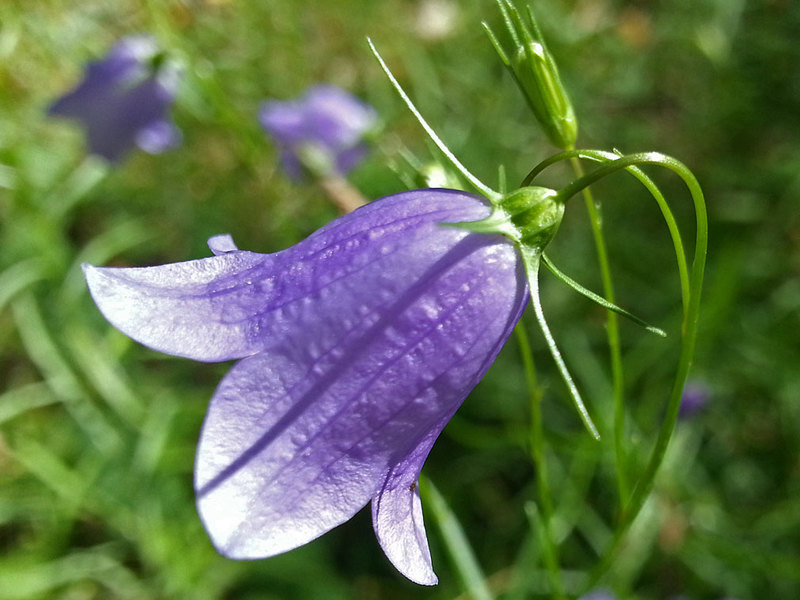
[1,0,798,598]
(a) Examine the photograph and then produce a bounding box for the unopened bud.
[484,1,578,149]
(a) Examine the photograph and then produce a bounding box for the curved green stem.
[525,150,706,591]
[527,150,690,314]
[560,154,708,592]
[368,39,500,202]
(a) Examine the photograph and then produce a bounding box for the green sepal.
[542,254,667,337]
[501,186,565,249]
[441,207,519,239]
[443,186,564,254]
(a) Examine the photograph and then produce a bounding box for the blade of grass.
[421,477,494,600]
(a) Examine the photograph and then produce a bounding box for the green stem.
[317,174,368,214]
[561,154,708,592]
[367,39,500,202]
[522,250,600,439]
[567,155,629,507]
[421,478,494,600]
[514,324,567,599]
[524,150,705,591]
[527,150,690,313]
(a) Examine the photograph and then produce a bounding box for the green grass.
[1,0,799,598]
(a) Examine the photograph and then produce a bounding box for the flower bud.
[484,1,578,149]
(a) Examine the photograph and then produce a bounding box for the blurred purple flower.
[579,591,615,600]
[259,85,378,180]
[83,189,527,584]
[49,35,181,162]
[678,380,710,419]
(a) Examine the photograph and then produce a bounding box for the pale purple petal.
[85,190,507,362]
[678,380,710,419]
[372,433,441,585]
[259,99,307,146]
[83,251,268,361]
[192,189,527,572]
[207,234,239,255]
[49,36,155,118]
[302,85,378,149]
[135,119,182,154]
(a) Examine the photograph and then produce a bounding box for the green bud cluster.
[484,1,578,149]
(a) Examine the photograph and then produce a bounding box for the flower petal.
[193,190,528,571]
[259,84,376,178]
[135,119,182,154]
[372,432,440,585]
[207,234,239,255]
[49,36,180,162]
[85,190,509,362]
[83,251,268,361]
[303,85,378,149]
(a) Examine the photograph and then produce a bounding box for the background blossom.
[259,85,378,179]
[49,35,181,161]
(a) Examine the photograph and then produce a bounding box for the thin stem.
[568,156,629,505]
[318,174,368,214]
[542,254,666,337]
[422,478,494,600]
[514,324,566,598]
[524,150,706,591]
[367,39,500,202]
[579,155,708,592]
[522,250,600,440]
[525,149,691,317]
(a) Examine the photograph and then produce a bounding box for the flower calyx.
[451,186,565,253]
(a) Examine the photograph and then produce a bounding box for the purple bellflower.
[84,189,530,584]
[259,85,378,180]
[678,380,710,419]
[49,35,181,162]
[579,591,616,600]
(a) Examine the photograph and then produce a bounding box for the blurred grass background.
[1,0,798,598]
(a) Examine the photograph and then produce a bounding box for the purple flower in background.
[678,380,710,419]
[83,189,528,584]
[579,591,615,600]
[259,85,378,180]
[49,35,181,162]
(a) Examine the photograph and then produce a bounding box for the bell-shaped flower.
[49,35,182,162]
[83,189,529,584]
[259,85,378,180]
